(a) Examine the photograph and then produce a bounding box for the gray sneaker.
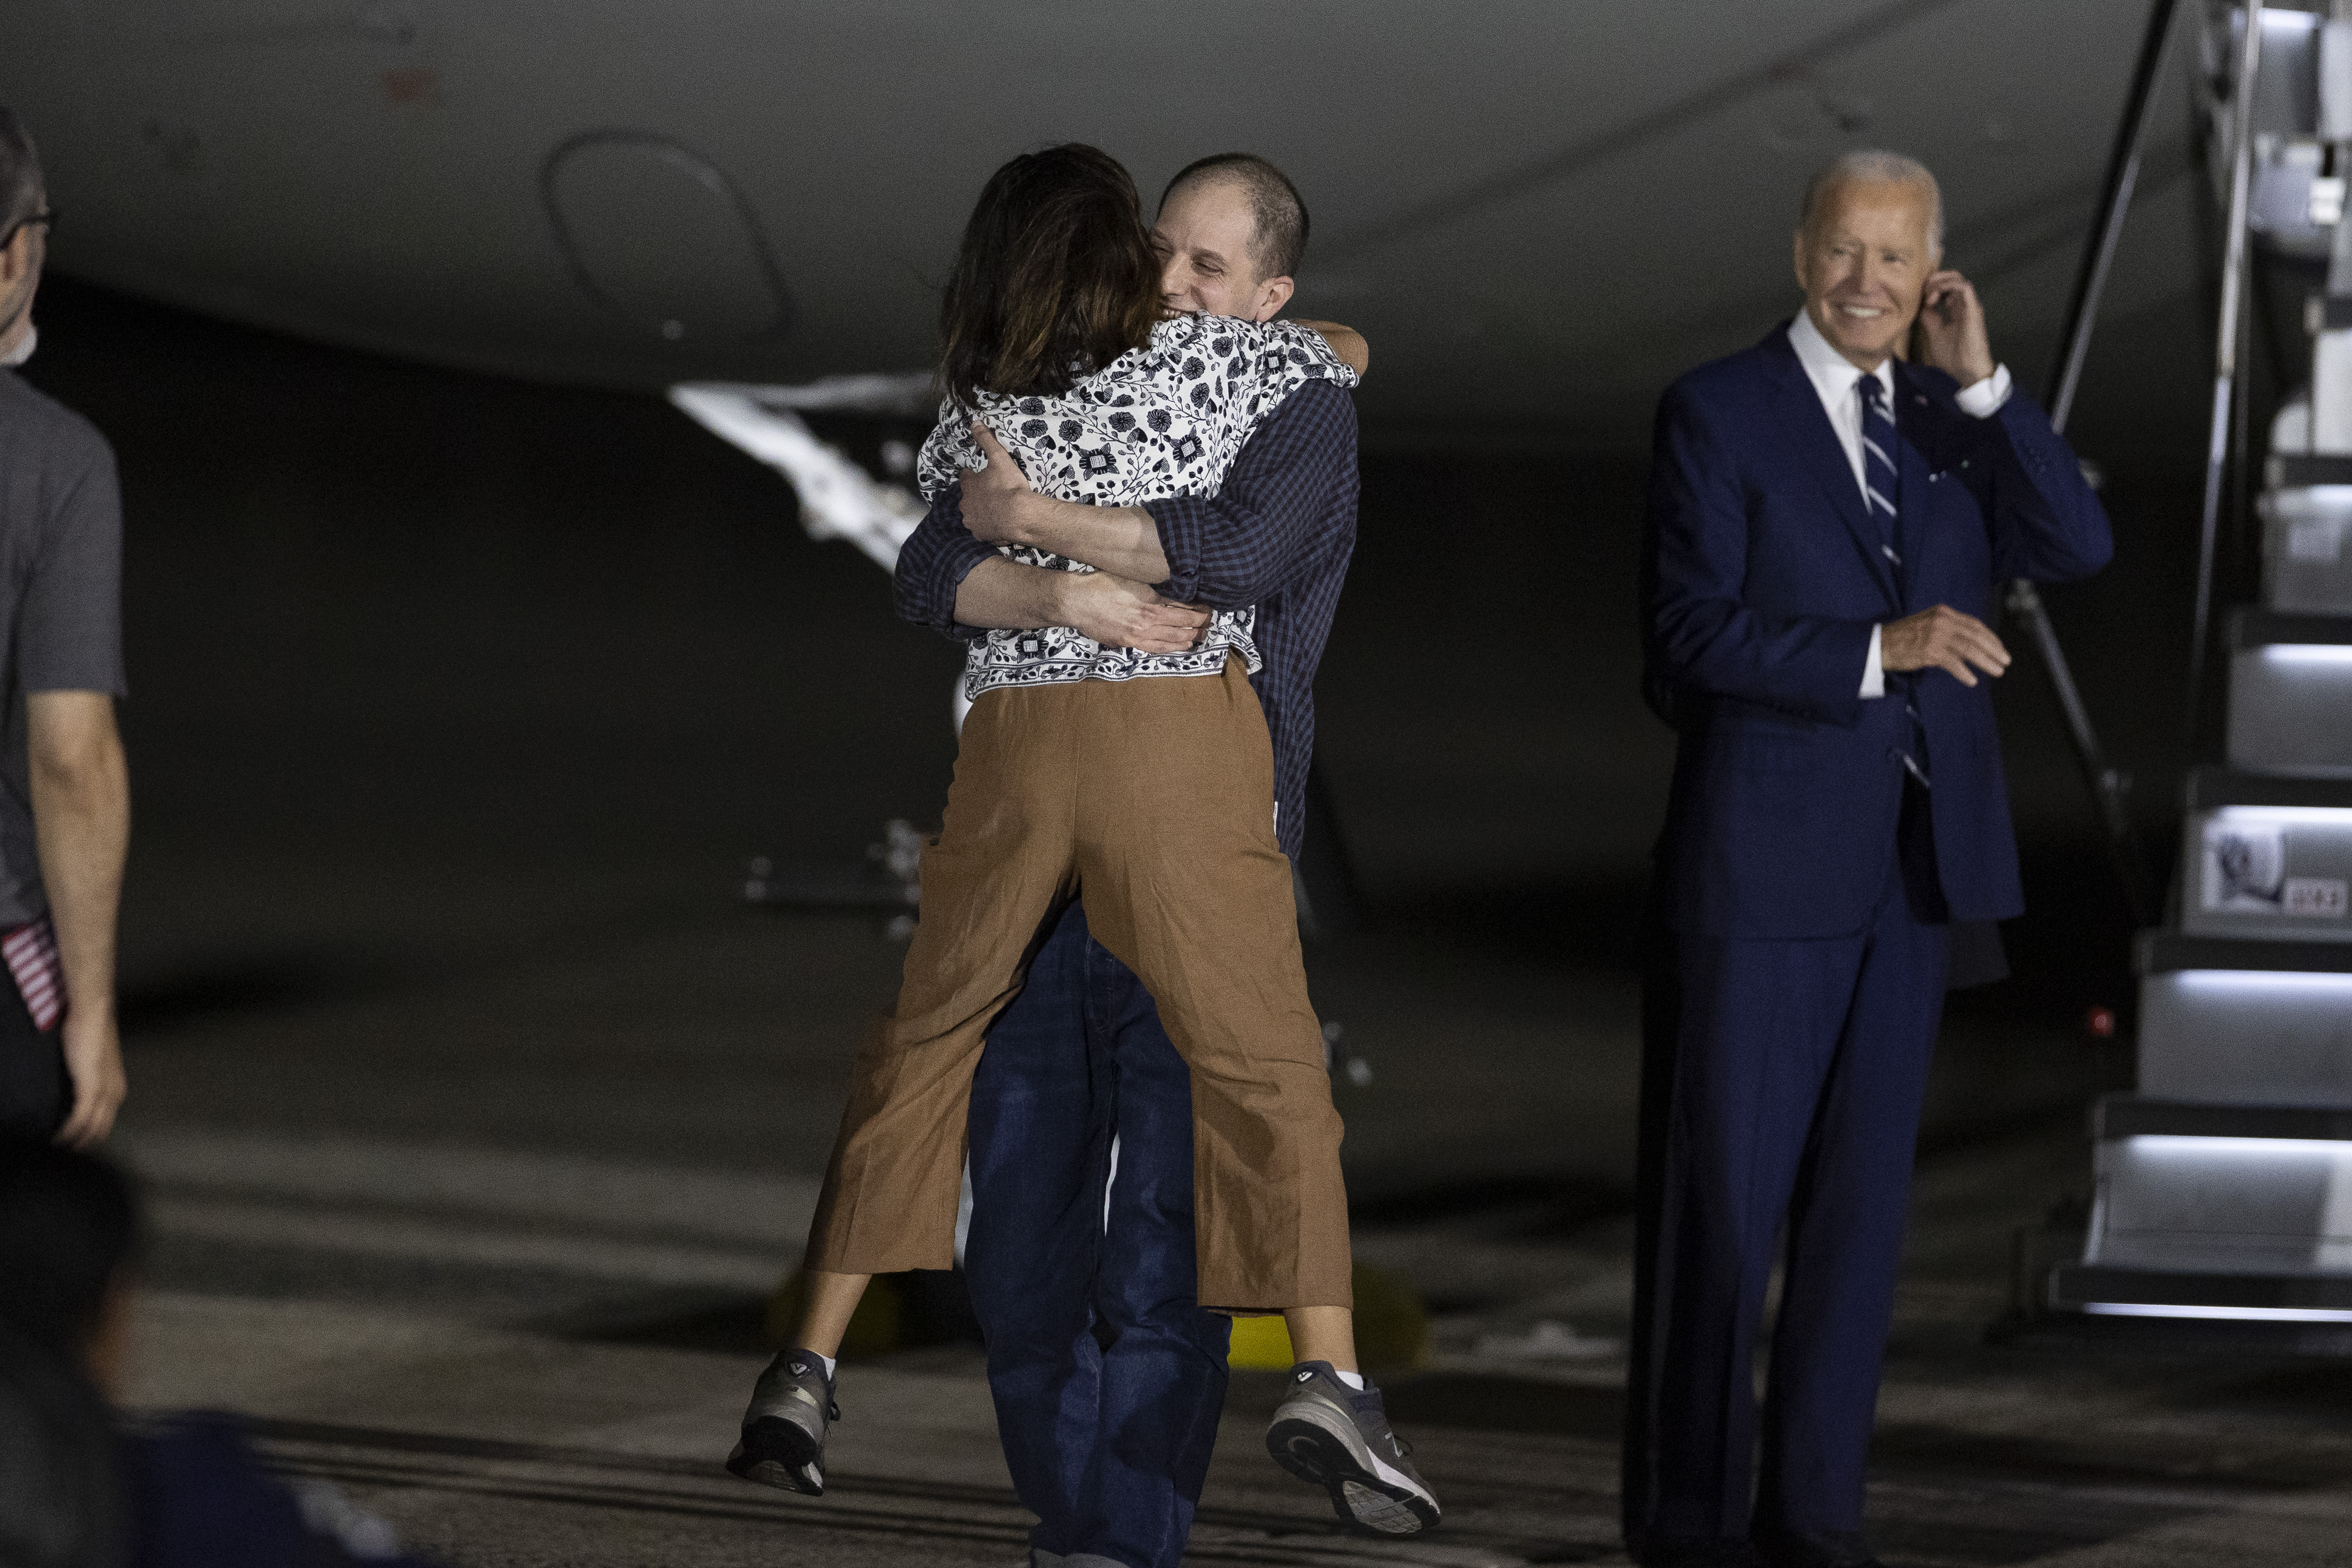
[1265,1361,1439,1535]
[725,1349,837,1495]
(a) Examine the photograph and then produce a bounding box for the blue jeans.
[963,900,1232,1568]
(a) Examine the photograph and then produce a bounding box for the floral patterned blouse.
[918,313,1356,701]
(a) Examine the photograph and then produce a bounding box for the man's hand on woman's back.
[951,557,1207,654]
[961,424,1045,548]
[1058,571,1210,654]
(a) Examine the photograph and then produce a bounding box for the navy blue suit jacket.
[1642,324,2112,939]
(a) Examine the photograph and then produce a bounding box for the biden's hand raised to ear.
[1916,270,1996,389]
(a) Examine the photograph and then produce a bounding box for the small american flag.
[2,916,63,1031]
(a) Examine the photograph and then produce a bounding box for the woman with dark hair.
[730,145,1439,1536]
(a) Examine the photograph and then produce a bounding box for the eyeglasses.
[2,210,56,250]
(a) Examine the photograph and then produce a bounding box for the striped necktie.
[1857,374,1900,570]
[1858,374,1929,787]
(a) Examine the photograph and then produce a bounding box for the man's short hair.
[1799,149,1943,254]
[0,109,43,239]
[1159,153,1309,281]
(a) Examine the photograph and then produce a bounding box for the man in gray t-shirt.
[0,109,130,1147]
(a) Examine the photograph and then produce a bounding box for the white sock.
[819,1353,837,1379]
[1333,1369,1365,1390]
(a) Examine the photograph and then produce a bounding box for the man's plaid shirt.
[893,379,1359,867]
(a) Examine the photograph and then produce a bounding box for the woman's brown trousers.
[802,656,1352,1312]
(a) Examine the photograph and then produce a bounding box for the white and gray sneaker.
[1265,1361,1440,1535]
[725,1348,838,1495]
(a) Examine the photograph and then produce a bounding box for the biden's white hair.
[1800,149,1943,254]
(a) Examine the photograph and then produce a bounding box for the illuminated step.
[2179,771,2352,941]
[2084,1114,2352,1278]
[2135,933,2352,1105]
[2227,609,2352,778]
[2261,487,2352,615]
[2047,1096,2352,1320]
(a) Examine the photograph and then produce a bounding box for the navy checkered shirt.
[893,379,1359,866]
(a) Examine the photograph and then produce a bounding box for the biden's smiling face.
[1794,178,1938,372]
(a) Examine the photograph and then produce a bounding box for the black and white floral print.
[917,314,1357,700]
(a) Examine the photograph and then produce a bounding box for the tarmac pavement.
[112,1090,2352,1568]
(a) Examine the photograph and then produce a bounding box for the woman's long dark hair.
[939,144,1161,412]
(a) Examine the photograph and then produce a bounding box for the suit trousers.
[805,655,1352,1313]
[1623,785,1952,1552]
[965,899,1231,1568]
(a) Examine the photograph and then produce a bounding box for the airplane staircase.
[2050,1,2352,1325]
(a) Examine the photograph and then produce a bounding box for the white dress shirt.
[1785,309,2012,697]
